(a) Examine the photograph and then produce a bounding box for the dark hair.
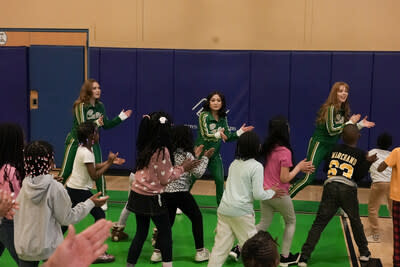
[136,111,174,170]
[261,116,294,165]
[242,231,279,267]
[172,125,194,155]
[77,121,97,144]
[202,91,227,117]
[235,131,261,160]
[377,132,392,150]
[0,123,25,187]
[24,141,54,177]
[342,124,360,145]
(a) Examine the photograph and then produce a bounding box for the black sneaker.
[297,254,308,267]
[228,245,240,261]
[359,251,371,262]
[279,252,300,267]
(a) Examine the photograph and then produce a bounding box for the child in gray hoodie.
[14,141,107,267]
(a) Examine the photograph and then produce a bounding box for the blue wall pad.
[250,51,291,139]
[370,52,400,151]
[89,47,101,81]
[98,48,137,170]
[174,50,251,172]
[29,45,84,167]
[289,52,332,181]
[0,47,29,135]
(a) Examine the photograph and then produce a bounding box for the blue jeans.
[0,218,19,264]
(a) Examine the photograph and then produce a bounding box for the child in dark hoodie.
[14,141,107,267]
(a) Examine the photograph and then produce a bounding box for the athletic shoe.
[151,227,158,247]
[279,252,300,266]
[367,234,381,243]
[194,248,210,262]
[93,252,115,263]
[111,223,129,242]
[228,245,240,261]
[176,208,183,215]
[359,251,371,262]
[151,250,162,262]
[297,254,308,267]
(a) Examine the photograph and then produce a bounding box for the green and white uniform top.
[70,101,128,138]
[195,111,244,158]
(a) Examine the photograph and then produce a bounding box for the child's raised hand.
[204,147,215,158]
[240,123,255,133]
[107,151,118,163]
[366,153,378,163]
[113,157,126,165]
[194,145,204,158]
[361,116,375,128]
[350,114,361,124]
[181,158,201,172]
[298,159,315,174]
[90,192,109,207]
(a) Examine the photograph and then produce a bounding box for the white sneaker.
[151,250,162,262]
[101,202,108,211]
[176,208,183,215]
[195,248,210,262]
[367,234,381,243]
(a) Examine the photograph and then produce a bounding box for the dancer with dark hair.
[242,231,279,267]
[196,91,254,205]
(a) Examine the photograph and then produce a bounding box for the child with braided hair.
[14,140,108,267]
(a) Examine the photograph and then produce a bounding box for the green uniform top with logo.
[289,105,347,197]
[59,101,123,194]
[195,111,239,205]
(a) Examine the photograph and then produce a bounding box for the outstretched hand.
[349,114,361,124]
[298,159,315,174]
[366,153,378,163]
[240,123,255,133]
[219,129,228,142]
[361,116,375,128]
[194,145,204,158]
[107,152,118,163]
[44,219,112,267]
[123,109,133,118]
[113,157,126,165]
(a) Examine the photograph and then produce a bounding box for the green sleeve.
[74,103,87,125]
[222,116,239,142]
[198,112,218,142]
[325,105,344,136]
[98,102,122,130]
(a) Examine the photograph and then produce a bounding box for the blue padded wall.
[250,51,291,141]
[0,47,29,135]
[89,47,100,81]
[29,45,84,167]
[174,50,251,173]
[290,52,332,180]
[97,48,137,170]
[370,53,400,150]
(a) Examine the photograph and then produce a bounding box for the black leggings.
[156,191,204,249]
[127,213,172,264]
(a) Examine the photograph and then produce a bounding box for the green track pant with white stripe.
[289,138,335,198]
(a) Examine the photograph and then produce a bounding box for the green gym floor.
[0,191,390,267]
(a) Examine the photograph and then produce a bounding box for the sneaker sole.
[228,252,239,262]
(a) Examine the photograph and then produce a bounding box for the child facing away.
[0,123,25,265]
[151,125,215,263]
[242,231,280,267]
[65,121,125,263]
[298,124,377,267]
[377,145,400,267]
[367,132,392,243]
[14,140,107,267]
[126,112,199,267]
[256,116,314,267]
[207,131,285,267]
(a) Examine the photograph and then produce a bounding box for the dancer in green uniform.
[196,91,254,205]
[289,82,375,197]
[59,79,132,209]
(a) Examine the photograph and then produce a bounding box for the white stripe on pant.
[208,213,257,267]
